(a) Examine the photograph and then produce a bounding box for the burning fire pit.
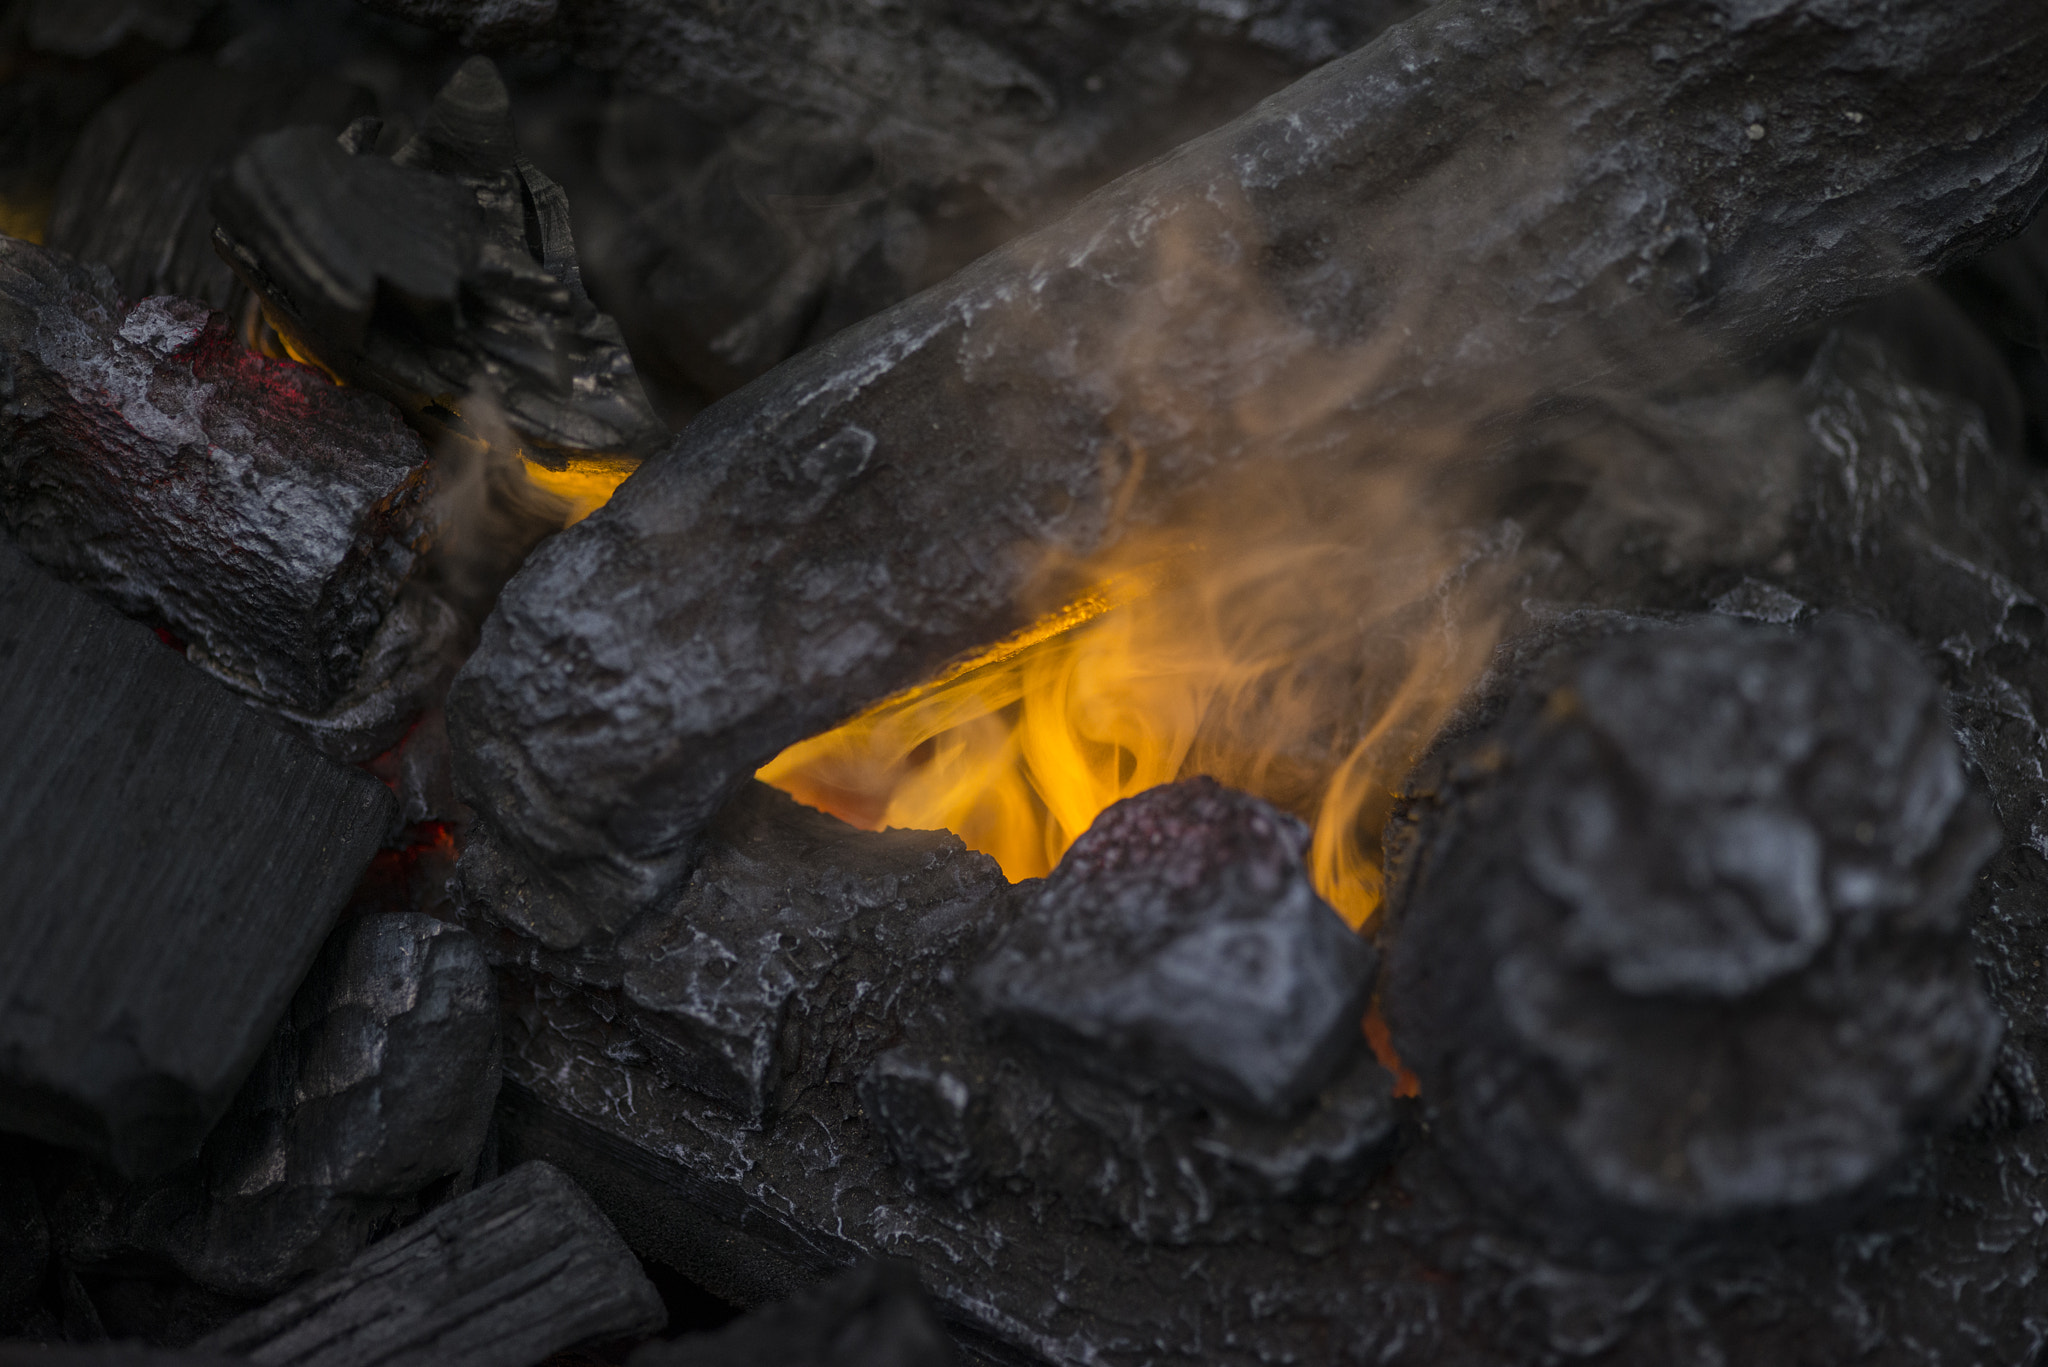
[5,1,2048,1364]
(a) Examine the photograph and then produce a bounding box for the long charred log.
[448,0,2048,943]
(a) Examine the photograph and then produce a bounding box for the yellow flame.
[760,466,1499,929]
[0,196,48,245]
[520,454,638,525]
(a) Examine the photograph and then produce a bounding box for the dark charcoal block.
[0,237,436,718]
[0,541,397,1178]
[44,57,371,311]
[628,1261,955,1367]
[212,58,665,461]
[973,777,1375,1116]
[448,0,2048,940]
[48,913,501,1299]
[1384,615,2002,1258]
[197,1161,665,1367]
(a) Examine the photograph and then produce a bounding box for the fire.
[760,465,1501,929]
[519,453,639,526]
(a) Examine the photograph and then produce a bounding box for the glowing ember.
[760,466,1501,928]
[520,453,639,525]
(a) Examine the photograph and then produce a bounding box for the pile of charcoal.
[7,0,2048,1364]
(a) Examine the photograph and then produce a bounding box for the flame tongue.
[759,468,1500,928]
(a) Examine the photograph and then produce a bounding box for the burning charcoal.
[448,0,2048,939]
[973,778,1374,1117]
[44,57,371,311]
[196,1161,666,1367]
[628,1260,955,1367]
[0,237,437,725]
[1383,615,2003,1257]
[212,57,666,460]
[0,542,396,1178]
[46,913,501,1300]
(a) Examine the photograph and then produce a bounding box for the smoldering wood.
[0,237,438,726]
[45,913,502,1301]
[447,0,2048,944]
[196,1161,666,1367]
[627,1261,955,1367]
[0,541,396,1179]
[211,57,667,461]
[1382,615,2002,1261]
[43,57,371,311]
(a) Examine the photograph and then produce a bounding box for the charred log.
[195,1161,665,1367]
[0,541,396,1178]
[0,237,437,732]
[211,57,666,461]
[43,913,501,1301]
[447,0,2048,942]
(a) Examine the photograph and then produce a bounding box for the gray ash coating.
[0,238,434,718]
[1384,616,2003,1261]
[974,777,1376,1118]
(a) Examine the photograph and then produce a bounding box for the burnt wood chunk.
[628,1261,955,1367]
[973,778,1375,1116]
[212,57,665,460]
[447,0,2048,939]
[47,914,502,1299]
[0,542,396,1178]
[0,237,435,718]
[44,57,370,311]
[196,1161,666,1367]
[1384,616,2002,1258]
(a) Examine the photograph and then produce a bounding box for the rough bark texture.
[44,914,502,1300]
[0,237,437,721]
[448,0,2048,942]
[628,1261,955,1367]
[196,1162,665,1367]
[1383,615,2002,1262]
[212,57,666,460]
[0,540,397,1179]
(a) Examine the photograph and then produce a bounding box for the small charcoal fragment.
[47,914,501,1300]
[973,778,1375,1117]
[0,237,436,722]
[859,1049,981,1193]
[1385,615,2003,1257]
[198,1162,665,1367]
[212,57,665,460]
[0,542,396,1178]
[628,1260,955,1367]
[45,57,371,310]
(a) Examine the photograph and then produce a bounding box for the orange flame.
[760,463,1501,929]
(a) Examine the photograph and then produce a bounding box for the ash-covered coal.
[629,1260,953,1367]
[974,777,1375,1117]
[1384,615,2003,1259]
[447,0,2048,941]
[212,56,666,461]
[0,237,437,733]
[43,57,370,312]
[196,1161,665,1367]
[42,913,500,1303]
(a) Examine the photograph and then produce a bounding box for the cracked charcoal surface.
[365,1,1424,408]
[629,1260,955,1367]
[44,56,371,312]
[0,540,396,1179]
[44,913,501,1301]
[1382,616,2004,1261]
[212,56,666,461]
[0,236,437,723]
[197,1162,665,1367]
[448,0,2048,941]
[973,777,1376,1117]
